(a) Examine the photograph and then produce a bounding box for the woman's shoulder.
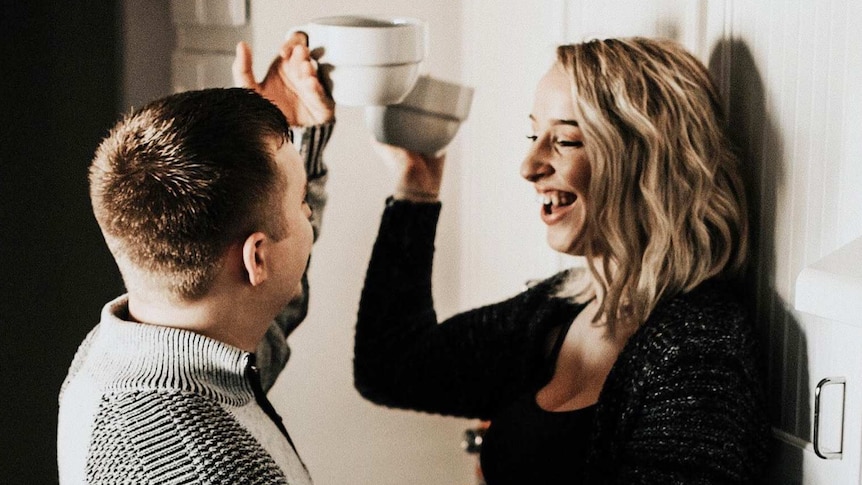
[605,279,766,410]
[629,280,757,361]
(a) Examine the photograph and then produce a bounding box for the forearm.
[354,199,561,418]
[356,198,441,371]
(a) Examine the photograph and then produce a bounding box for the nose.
[520,140,553,183]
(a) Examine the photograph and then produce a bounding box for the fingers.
[281,31,334,102]
[284,43,329,103]
[252,30,335,125]
[369,139,406,172]
[371,139,445,202]
[287,44,316,77]
[277,35,316,83]
[283,30,325,63]
[232,41,257,89]
[281,31,309,59]
[371,140,442,167]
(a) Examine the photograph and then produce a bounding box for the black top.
[354,199,770,484]
[481,311,596,485]
[481,397,597,484]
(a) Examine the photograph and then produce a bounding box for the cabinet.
[772,236,862,484]
[769,315,862,484]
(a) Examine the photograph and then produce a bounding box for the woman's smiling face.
[520,62,591,255]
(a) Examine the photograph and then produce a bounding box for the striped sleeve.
[290,121,334,179]
[290,121,334,241]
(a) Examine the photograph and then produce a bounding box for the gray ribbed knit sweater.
[58,296,311,484]
[58,122,333,484]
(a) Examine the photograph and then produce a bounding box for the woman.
[354,37,769,484]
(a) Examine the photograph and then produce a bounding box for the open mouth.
[540,191,577,215]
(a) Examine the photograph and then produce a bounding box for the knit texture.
[58,121,334,484]
[354,198,770,484]
[58,296,311,484]
[87,390,289,484]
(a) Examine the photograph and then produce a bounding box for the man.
[57,33,335,483]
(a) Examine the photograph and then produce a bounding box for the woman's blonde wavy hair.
[555,37,748,333]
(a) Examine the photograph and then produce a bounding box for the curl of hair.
[555,38,748,332]
[89,88,291,300]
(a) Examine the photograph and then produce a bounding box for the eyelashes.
[526,135,583,148]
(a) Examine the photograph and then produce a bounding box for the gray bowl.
[365,75,474,155]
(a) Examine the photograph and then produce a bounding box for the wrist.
[393,186,439,203]
[395,168,442,201]
[291,121,335,178]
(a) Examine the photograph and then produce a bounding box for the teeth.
[536,194,552,205]
[558,192,575,206]
[536,191,576,210]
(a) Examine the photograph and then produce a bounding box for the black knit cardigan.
[354,199,770,484]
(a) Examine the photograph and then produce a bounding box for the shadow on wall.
[709,39,808,484]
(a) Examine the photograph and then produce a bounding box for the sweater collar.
[87,294,255,406]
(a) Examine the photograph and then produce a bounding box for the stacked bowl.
[365,75,474,156]
[303,16,427,106]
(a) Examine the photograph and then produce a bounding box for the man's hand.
[232,32,335,127]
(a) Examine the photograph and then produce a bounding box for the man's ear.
[242,232,269,287]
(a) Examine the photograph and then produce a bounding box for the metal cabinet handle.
[813,376,846,460]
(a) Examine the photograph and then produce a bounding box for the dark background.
[1,2,124,482]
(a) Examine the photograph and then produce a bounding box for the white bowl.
[302,16,426,66]
[365,75,474,154]
[328,62,421,106]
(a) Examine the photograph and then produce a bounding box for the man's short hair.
[90,88,293,300]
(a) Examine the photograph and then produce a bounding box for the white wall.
[249,2,475,485]
[457,0,574,309]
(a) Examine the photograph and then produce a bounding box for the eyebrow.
[529,114,579,126]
